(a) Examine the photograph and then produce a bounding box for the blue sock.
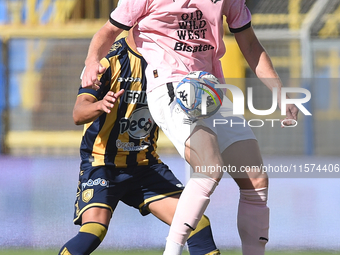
[59,222,108,255]
[186,215,219,255]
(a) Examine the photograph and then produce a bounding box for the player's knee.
[249,174,268,190]
[240,187,268,204]
[185,126,222,165]
[79,222,108,242]
[234,171,268,190]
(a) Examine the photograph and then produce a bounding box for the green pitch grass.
[0,250,338,255]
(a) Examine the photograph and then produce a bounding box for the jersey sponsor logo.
[178,11,207,39]
[116,139,150,151]
[117,77,142,83]
[177,29,207,39]
[174,10,214,53]
[81,178,109,190]
[174,42,214,52]
[119,106,155,139]
[124,90,147,105]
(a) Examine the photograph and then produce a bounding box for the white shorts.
[147,83,257,158]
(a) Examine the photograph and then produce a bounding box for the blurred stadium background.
[0,0,340,253]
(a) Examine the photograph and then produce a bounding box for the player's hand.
[281,104,299,127]
[81,61,107,90]
[100,89,125,113]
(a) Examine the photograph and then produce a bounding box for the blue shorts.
[73,163,184,225]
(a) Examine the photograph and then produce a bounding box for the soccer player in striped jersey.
[58,34,220,255]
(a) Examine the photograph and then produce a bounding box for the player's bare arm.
[234,26,281,90]
[82,21,123,89]
[234,26,299,125]
[73,89,124,125]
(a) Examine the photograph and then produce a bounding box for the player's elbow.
[73,118,82,126]
[74,119,83,126]
[73,111,83,125]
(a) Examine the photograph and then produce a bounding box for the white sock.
[163,238,184,255]
[164,173,218,254]
[237,187,269,255]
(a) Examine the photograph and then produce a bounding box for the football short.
[73,163,184,225]
[147,83,257,158]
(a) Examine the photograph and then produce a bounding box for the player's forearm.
[85,21,122,66]
[250,48,288,109]
[235,27,283,91]
[73,100,104,125]
[254,51,282,91]
[85,33,114,66]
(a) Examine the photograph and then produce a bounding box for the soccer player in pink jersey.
[81,1,299,254]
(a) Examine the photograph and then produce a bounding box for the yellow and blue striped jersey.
[78,38,162,169]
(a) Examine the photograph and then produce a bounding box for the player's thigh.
[74,166,129,225]
[148,194,180,225]
[147,83,199,159]
[82,207,112,226]
[185,125,224,180]
[120,163,183,217]
[222,139,268,189]
[148,84,225,180]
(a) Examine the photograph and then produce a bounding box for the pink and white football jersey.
[110,0,251,92]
